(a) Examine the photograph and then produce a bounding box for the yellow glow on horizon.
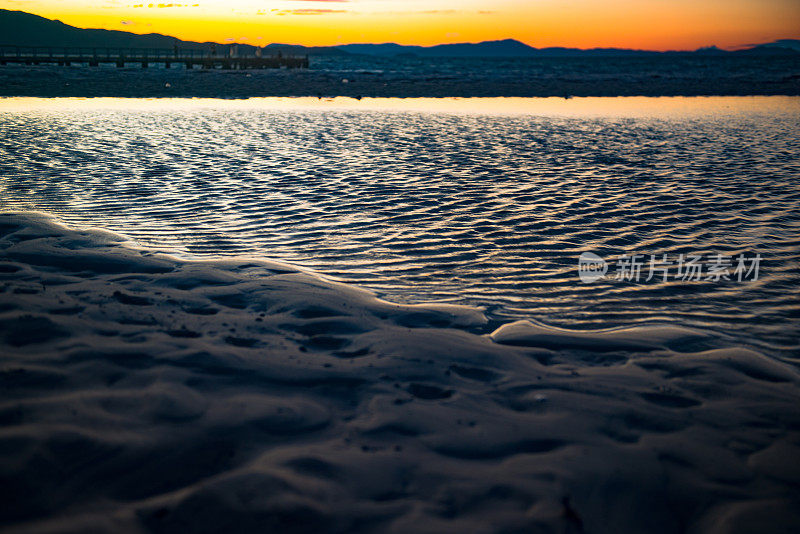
[3,96,799,119]
[1,0,798,50]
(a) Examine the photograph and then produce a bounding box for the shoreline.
[2,211,799,532]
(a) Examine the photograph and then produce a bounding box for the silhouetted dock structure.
[0,45,309,69]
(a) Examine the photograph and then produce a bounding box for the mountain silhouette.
[1,9,797,58]
[0,10,344,55]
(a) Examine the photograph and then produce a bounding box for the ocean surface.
[2,55,799,97]
[311,54,800,87]
[1,96,799,358]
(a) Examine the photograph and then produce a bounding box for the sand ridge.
[1,212,799,533]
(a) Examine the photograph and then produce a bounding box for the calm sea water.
[311,54,800,85]
[1,96,798,357]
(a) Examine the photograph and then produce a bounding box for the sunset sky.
[1,0,798,50]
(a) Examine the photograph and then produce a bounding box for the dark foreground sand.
[1,60,799,98]
[1,212,799,533]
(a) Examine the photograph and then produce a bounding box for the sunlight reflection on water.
[2,95,799,116]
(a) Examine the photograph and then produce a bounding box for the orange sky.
[1,0,798,49]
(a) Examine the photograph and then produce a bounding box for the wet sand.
[1,212,799,533]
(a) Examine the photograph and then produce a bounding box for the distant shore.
[1,56,799,98]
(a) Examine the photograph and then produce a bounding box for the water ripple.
[1,98,799,356]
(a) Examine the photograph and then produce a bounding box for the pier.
[0,45,309,69]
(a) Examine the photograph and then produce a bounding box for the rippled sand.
[1,212,799,533]
[1,97,798,356]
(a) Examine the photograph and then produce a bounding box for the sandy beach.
[3,2,800,532]
[1,211,799,533]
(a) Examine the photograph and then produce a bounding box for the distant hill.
[752,39,800,52]
[1,9,187,49]
[337,40,661,58]
[0,9,345,55]
[339,39,800,58]
[339,39,541,58]
[1,9,797,58]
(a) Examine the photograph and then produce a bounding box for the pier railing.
[0,45,309,69]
